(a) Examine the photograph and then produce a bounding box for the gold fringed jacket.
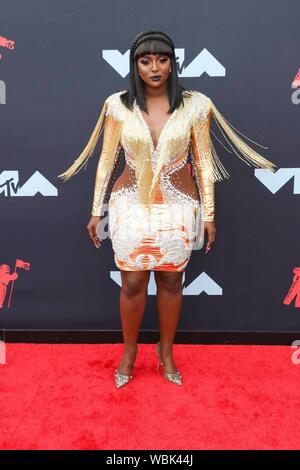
[58,90,277,272]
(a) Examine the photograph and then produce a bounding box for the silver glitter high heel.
[114,368,133,389]
[114,346,138,388]
[155,341,183,386]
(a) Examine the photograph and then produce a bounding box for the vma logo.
[102,48,225,78]
[0,171,57,197]
[111,271,223,296]
[255,168,300,194]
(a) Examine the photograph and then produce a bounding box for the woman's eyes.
[140,58,168,65]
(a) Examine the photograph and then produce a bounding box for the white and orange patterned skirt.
[108,184,204,272]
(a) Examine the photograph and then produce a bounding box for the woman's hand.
[204,221,216,254]
[87,216,102,248]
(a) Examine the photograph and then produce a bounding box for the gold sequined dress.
[58,90,277,272]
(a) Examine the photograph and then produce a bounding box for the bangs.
[134,39,173,60]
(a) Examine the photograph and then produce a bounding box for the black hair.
[120,31,192,114]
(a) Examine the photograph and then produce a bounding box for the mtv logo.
[0,171,58,197]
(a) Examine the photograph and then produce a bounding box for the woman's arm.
[91,114,123,216]
[190,104,215,222]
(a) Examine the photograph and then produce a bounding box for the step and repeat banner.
[0,0,300,332]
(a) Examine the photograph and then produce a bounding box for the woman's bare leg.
[154,271,184,373]
[117,270,150,375]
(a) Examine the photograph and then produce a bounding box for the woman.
[58,30,277,388]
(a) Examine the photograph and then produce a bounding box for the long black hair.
[120,30,192,114]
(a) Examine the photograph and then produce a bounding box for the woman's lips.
[150,76,161,81]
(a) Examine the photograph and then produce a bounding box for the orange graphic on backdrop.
[292,68,300,89]
[0,35,15,50]
[283,268,300,308]
[0,34,15,61]
[0,259,30,309]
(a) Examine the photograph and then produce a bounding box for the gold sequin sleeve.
[190,104,215,222]
[91,113,123,216]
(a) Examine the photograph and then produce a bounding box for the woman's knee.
[121,271,150,297]
[155,272,183,294]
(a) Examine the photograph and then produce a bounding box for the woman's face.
[136,53,171,88]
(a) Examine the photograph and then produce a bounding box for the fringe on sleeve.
[192,97,278,184]
[57,98,109,182]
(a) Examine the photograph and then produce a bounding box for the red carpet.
[0,343,299,450]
